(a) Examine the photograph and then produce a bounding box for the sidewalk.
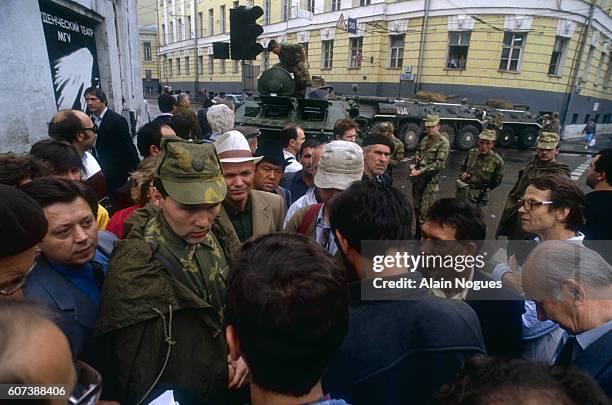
[559,133,611,154]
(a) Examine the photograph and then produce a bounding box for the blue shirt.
[575,320,612,351]
[47,250,109,305]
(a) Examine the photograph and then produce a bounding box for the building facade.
[0,0,144,153]
[140,24,161,95]
[157,0,611,131]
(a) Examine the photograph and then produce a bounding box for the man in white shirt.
[280,124,305,174]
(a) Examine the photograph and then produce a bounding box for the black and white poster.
[39,0,100,111]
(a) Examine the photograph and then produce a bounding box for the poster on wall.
[39,0,100,111]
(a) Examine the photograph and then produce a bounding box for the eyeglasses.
[517,199,554,211]
[69,361,102,405]
[0,260,37,296]
[82,125,98,134]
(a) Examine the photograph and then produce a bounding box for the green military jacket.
[541,120,560,134]
[459,148,505,205]
[95,204,240,404]
[389,135,405,169]
[278,43,304,69]
[415,133,450,177]
[498,157,570,229]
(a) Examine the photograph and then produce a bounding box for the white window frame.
[388,35,404,69]
[446,31,470,70]
[143,42,152,61]
[220,5,226,33]
[281,0,290,22]
[548,36,568,76]
[198,12,203,37]
[499,31,526,72]
[595,51,605,86]
[208,9,214,36]
[198,55,204,74]
[331,0,341,11]
[178,18,183,41]
[169,59,173,76]
[169,21,174,43]
[322,40,333,69]
[185,56,189,75]
[264,0,271,25]
[186,16,192,39]
[176,58,181,76]
[208,55,214,74]
[349,37,363,69]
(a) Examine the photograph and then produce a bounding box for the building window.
[322,40,333,69]
[547,36,567,76]
[161,24,165,45]
[263,0,271,25]
[499,32,526,72]
[331,0,341,11]
[220,59,226,74]
[233,60,239,73]
[447,31,470,69]
[185,56,189,75]
[360,0,371,5]
[186,16,192,39]
[349,37,363,68]
[169,22,174,43]
[281,0,290,22]
[198,12,203,37]
[176,58,181,76]
[209,55,214,74]
[198,55,204,74]
[178,18,183,41]
[143,42,152,61]
[595,114,600,123]
[583,45,595,84]
[262,52,269,71]
[220,6,226,33]
[595,52,606,86]
[145,69,152,80]
[169,59,173,76]
[388,35,404,68]
[208,9,214,36]
[584,114,591,124]
[571,113,579,124]
[306,0,315,12]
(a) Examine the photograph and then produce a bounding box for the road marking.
[571,158,591,181]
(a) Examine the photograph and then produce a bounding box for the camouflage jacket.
[460,148,505,190]
[95,204,240,404]
[541,120,560,134]
[499,157,570,226]
[279,43,304,69]
[415,133,450,175]
[389,135,405,168]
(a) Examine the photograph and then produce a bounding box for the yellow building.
[157,0,611,129]
[139,0,161,95]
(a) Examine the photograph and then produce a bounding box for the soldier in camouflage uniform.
[485,112,504,139]
[540,111,560,134]
[95,138,245,404]
[496,132,570,240]
[268,39,312,98]
[456,129,505,208]
[369,121,405,176]
[410,114,450,224]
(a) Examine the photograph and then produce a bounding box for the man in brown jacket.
[284,141,363,255]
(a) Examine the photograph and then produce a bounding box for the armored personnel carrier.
[234,66,357,142]
[355,97,541,151]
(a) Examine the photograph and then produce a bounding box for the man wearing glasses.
[0,185,47,300]
[496,132,570,241]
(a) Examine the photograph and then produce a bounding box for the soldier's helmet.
[537,132,560,150]
[424,115,440,127]
[479,129,497,142]
[155,137,227,205]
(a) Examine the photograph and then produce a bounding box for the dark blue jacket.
[23,251,108,365]
[323,275,485,405]
[570,329,612,398]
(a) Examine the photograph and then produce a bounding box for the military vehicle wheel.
[518,127,538,149]
[497,127,514,148]
[399,122,421,150]
[439,124,455,145]
[456,125,479,150]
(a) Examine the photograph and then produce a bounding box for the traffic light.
[230,6,264,60]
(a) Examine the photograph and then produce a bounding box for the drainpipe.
[560,0,596,139]
[414,0,431,94]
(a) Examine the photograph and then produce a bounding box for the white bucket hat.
[214,130,263,163]
[315,140,364,190]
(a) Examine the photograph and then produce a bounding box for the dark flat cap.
[235,126,261,139]
[362,134,396,154]
[255,139,291,167]
[0,185,48,259]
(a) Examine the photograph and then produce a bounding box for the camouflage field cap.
[155,138,227,205]
[537,132,560,150]
[424,114,440,127]
[479,129,497,141]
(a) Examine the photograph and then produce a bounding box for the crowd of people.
[0,89,611,405]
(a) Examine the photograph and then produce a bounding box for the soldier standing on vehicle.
[456,129,505,208]
[496,132,570,241]
[268,39,312,98]
[410,114,450,225]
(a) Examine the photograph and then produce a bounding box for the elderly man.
[456,129,505,208]
[0,185,47,299]
[20,178,107,365]
[215,131,285,244]
[361,132,394,185]
[410,114,450,225]
[285,141,363,255]
[497,132,570,241]
[253,139,292,210]
[95,138,245,404]
[522,240,612,397]
[207,104,235,142]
